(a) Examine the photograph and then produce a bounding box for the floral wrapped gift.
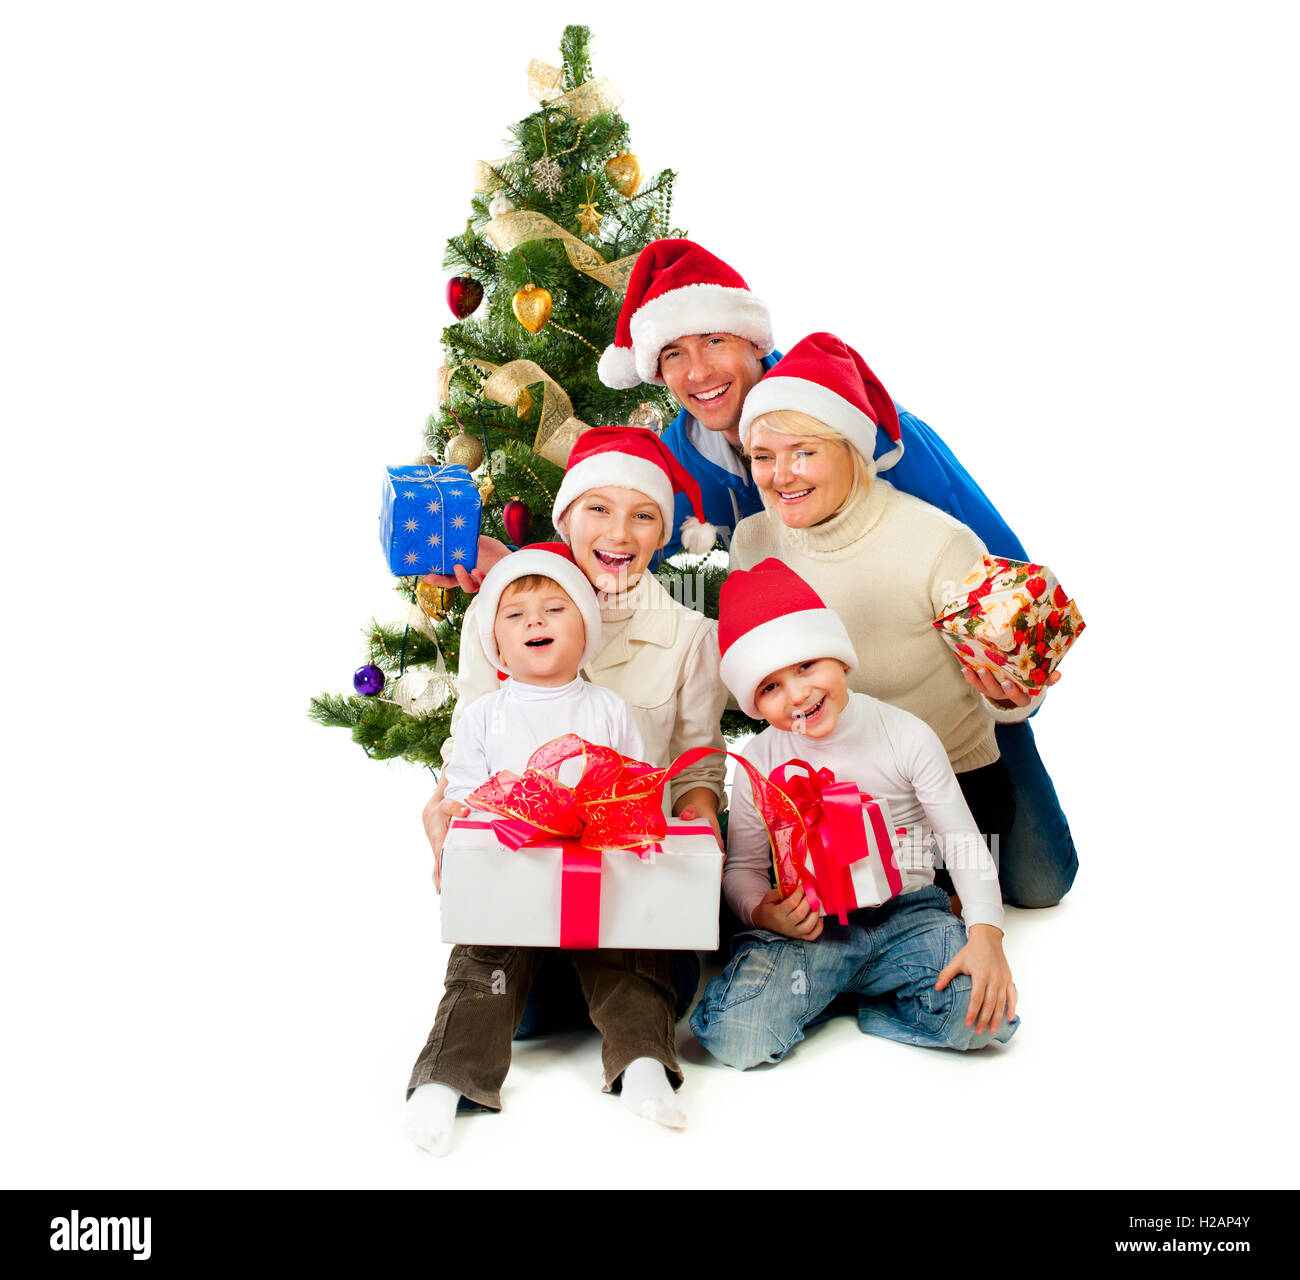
[439,735,723,950]
[933,555,1085,694]
[379,463,481,576]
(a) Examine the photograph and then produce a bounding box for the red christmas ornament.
[446,276,484,319]
[502,496,533,546]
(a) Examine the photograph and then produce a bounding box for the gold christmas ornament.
[575,178,601,236]
[488,191,515,218]
[415,580,457,620]
[445,431,485,471]
[512,284,553,334]
[476,475,496,502]
[515,386,534,418]
[575,199,601,237]
[627,401,664,433]
[604,151,642,198]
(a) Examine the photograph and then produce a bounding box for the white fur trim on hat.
[598,343,641,391]
[679,516,718,555]
[475,549,602,672]
[551,454,676,537]
[739,375,881,460]
[630,284,775,386]
[719,607,859,719]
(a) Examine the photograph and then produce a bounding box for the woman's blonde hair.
[746,409,877,517]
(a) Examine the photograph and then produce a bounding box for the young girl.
[690,558,1019,1067]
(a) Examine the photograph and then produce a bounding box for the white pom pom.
[680,516,717,555]
[597,343,641,390]
[488,192,516,218]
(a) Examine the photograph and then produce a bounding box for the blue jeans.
[994,720,1078,908]
[690,886,1019,1068]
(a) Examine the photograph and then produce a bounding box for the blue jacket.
[657,350,1028,563]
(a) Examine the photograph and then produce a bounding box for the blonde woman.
[729,333,1076,908]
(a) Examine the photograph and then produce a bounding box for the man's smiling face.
[657,333,767,444]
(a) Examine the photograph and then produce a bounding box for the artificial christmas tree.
[311,25,726,767]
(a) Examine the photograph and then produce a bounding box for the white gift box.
[807,794,905,918]
[440,816,723,950]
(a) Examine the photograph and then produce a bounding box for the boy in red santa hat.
[691,558,1019,1068]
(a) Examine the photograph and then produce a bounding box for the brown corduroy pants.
[407,945,683,1111]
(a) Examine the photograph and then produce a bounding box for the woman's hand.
[961,663,1061,710]
[935,923,1017,1035]
[751,885,824,941]
[420,535,512,594]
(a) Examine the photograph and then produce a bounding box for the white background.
[3,0,1297,1190]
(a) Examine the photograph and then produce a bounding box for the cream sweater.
[730,480,1033,774]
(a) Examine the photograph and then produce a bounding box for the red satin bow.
[770,760,874,924]
[466,734,668,855]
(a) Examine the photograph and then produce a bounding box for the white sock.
[620,1056,686,1130]
[403,1082,460,1156]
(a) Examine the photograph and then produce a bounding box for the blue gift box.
[379,464,482,576]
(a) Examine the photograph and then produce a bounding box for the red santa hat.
[718,558,859,719]
[738,332,905,473]
[475,542,602,672]
[598,239,775,389]
[552,426,717,556]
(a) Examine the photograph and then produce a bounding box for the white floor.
[5,699,1293,1191]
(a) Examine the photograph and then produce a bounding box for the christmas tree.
[311,25,753,769]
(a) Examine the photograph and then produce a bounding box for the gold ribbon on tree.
[439,357,589,464]
[484,210,636,295]
[480,360,591,466]
[527,59,623,122]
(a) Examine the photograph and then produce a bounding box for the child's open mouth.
[525,637,553,648]
[796,694,827,724]
[593,550,635,568]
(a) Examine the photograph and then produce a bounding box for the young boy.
[691,558,1019,1068]
[404,544,686,1156]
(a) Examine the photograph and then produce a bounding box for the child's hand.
[935,923,1017,1035]
[751,885,823,941]
[675,801,724,851]
[420,535,512,594]
[429,797,472,894]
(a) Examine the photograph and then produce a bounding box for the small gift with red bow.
[438,735,723,950]
[933,555,1086,695]
[759,760,904,922]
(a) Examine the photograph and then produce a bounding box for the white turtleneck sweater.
[730,479,1034,774]
[443,676,646,803]
[447,571,727,808]
[725,692,1005,932]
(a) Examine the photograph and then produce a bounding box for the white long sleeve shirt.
[442,676,646,803]
[725,692,1005,932]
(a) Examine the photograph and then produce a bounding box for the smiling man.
[598,238,1028,566]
